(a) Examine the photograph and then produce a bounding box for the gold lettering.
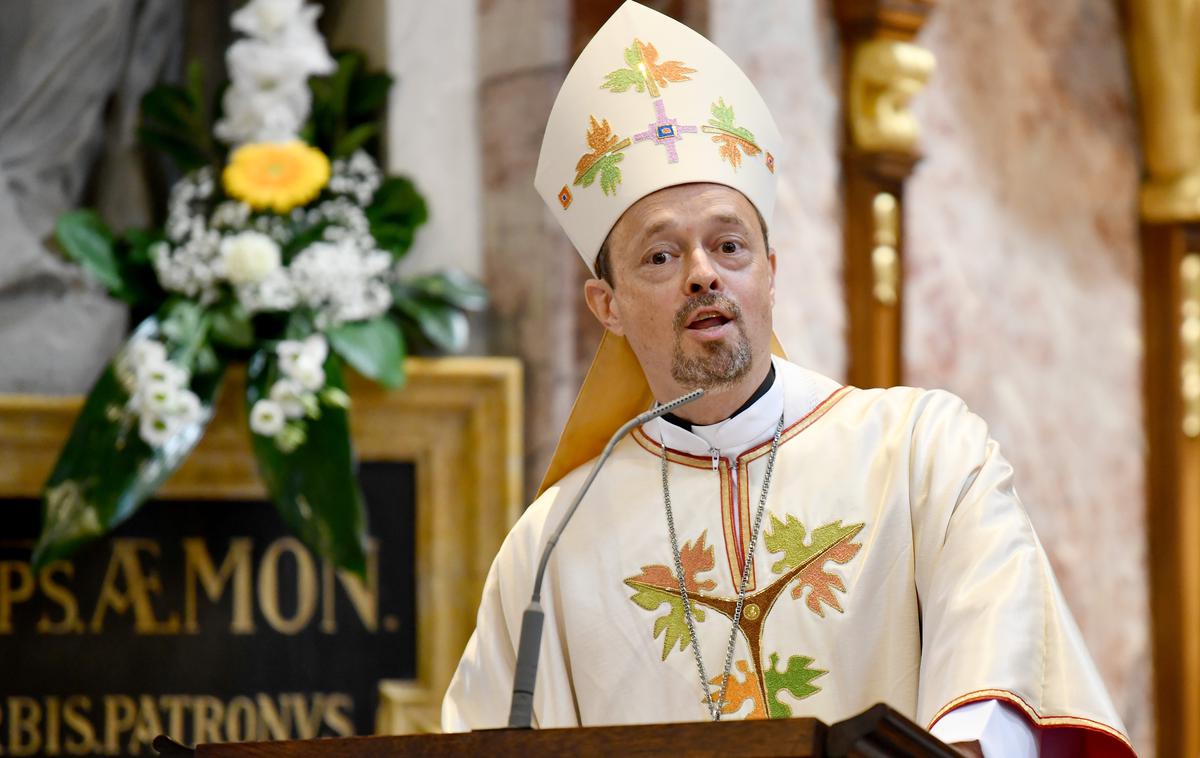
[322,541,380,634]
[258,539,317,635]
[323,694,354,737]
[0,563,34,634]
[191,696,223,744]
[63,696,96,756]
[255,694,291,740]
[90,540,180,634]
[284,693,322,739]
[37,562,82,634]
[7,697,41,757]
[224,697,256,742]
[183,538,255,634]
[158,696,186,745]
[130,695,162,756]
[45,696,61,756]
[102,695,136,756]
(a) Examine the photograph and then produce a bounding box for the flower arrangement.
[33,0,486,576]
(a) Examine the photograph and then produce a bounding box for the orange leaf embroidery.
[789,536,862,616]
[637,40,696,89]
[707,659,766,719]
[628,530,716,593]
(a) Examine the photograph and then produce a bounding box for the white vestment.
[443,358,1133,756]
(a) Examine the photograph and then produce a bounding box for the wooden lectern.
[154,703,960,757]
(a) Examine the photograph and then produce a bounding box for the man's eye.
[720,241,739,254]
[650,251,669,265]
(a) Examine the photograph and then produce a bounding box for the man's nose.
[683,247,720,294]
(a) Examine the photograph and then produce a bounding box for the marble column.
[905,0,1150,750]
[478,0,578,498]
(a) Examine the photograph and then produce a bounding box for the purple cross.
[633,99,698,164]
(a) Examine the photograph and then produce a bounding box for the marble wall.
[907,0,1150,749]
[715,0,1151,752]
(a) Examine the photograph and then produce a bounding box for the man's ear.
[583,278,625,335]
[767,247,777,308]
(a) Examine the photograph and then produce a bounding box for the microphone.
[506,388,705,729]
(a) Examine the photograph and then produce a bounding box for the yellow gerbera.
[222,141,331,213]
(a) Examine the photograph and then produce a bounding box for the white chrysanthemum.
[250,399,287,436]
[220,230,282,285]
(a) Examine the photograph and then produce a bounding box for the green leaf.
[366,177,428,258]
[327,317,406,388]
[334,123,379,158]
[31,317,226,569]
[601,68,645,94]
[395,271,488,311]
[626,584,703,660]
[393,298,467,354]
[763,515,861,574]
[137,126,210,173]
[210,300,254,348]
[331,51,363,123]
[347,72,393,121]
[247,351,369,576]
[623,41,643,69]
[710,97,736,129]
[763,652,825,718]
[577,153,624,195]
[55,211,124,295]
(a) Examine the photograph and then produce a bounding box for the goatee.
[670,292,752,389]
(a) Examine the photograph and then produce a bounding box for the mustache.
[673,292,742,331]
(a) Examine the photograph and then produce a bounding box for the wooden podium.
[154,703,960,757]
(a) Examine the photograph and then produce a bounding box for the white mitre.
[535,1,788,493]
[535,0,783,274]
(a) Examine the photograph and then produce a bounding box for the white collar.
[643,357,839,460]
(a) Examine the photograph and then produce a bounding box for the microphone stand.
[506,388,705,728]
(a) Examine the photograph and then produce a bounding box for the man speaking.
[443,3,1131,756]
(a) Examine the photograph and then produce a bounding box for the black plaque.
[0,461,416,755]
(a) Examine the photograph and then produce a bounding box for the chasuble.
[443,358,1133,756]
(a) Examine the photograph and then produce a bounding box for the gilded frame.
[0,357,523,735]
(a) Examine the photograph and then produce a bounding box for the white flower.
[139,413,178,448]
[250,399,287,436]
[290,358,326,391]
[301,334,327,365]
[220,231,282,285]
[175,392,204,426]
[137,358,189,389]
[231,0,305,39]
[127,339,167,368]
[140,380,181,416]
[269,378,308,418]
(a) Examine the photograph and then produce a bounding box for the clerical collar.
[662,363,776,432]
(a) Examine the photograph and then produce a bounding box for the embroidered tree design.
[701,98,761,169]
[624,516,864,718]
[763,515,863,616]
[602,39,696,98]
[574,116,632,196]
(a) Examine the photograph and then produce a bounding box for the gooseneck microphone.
[506,388,705,729]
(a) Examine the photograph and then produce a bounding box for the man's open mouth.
[686,309,733,330]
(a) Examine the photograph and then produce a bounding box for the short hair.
[593,205,770,288]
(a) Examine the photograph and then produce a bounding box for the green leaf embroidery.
[601,68,645,94]
[763,652,826,718]
[627,584,706,660]
[763,515,859,574]
[577,152,625,196]
[708,98,756,143]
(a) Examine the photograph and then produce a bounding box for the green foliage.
[763,515,860,574]
[327,317,406,388]
[763,653,825,717]
[391,271,487,354]
[367,177,428,258]
[210,300,255,349]
[246,350,369,576]
[55,211,123,294]
[308,50,393,159]
[601,68,645,94]
[138,60,217,172]
[31,317,226,569]
[708,98,756,143]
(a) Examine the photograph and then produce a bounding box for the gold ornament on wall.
[848,39,936,153]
